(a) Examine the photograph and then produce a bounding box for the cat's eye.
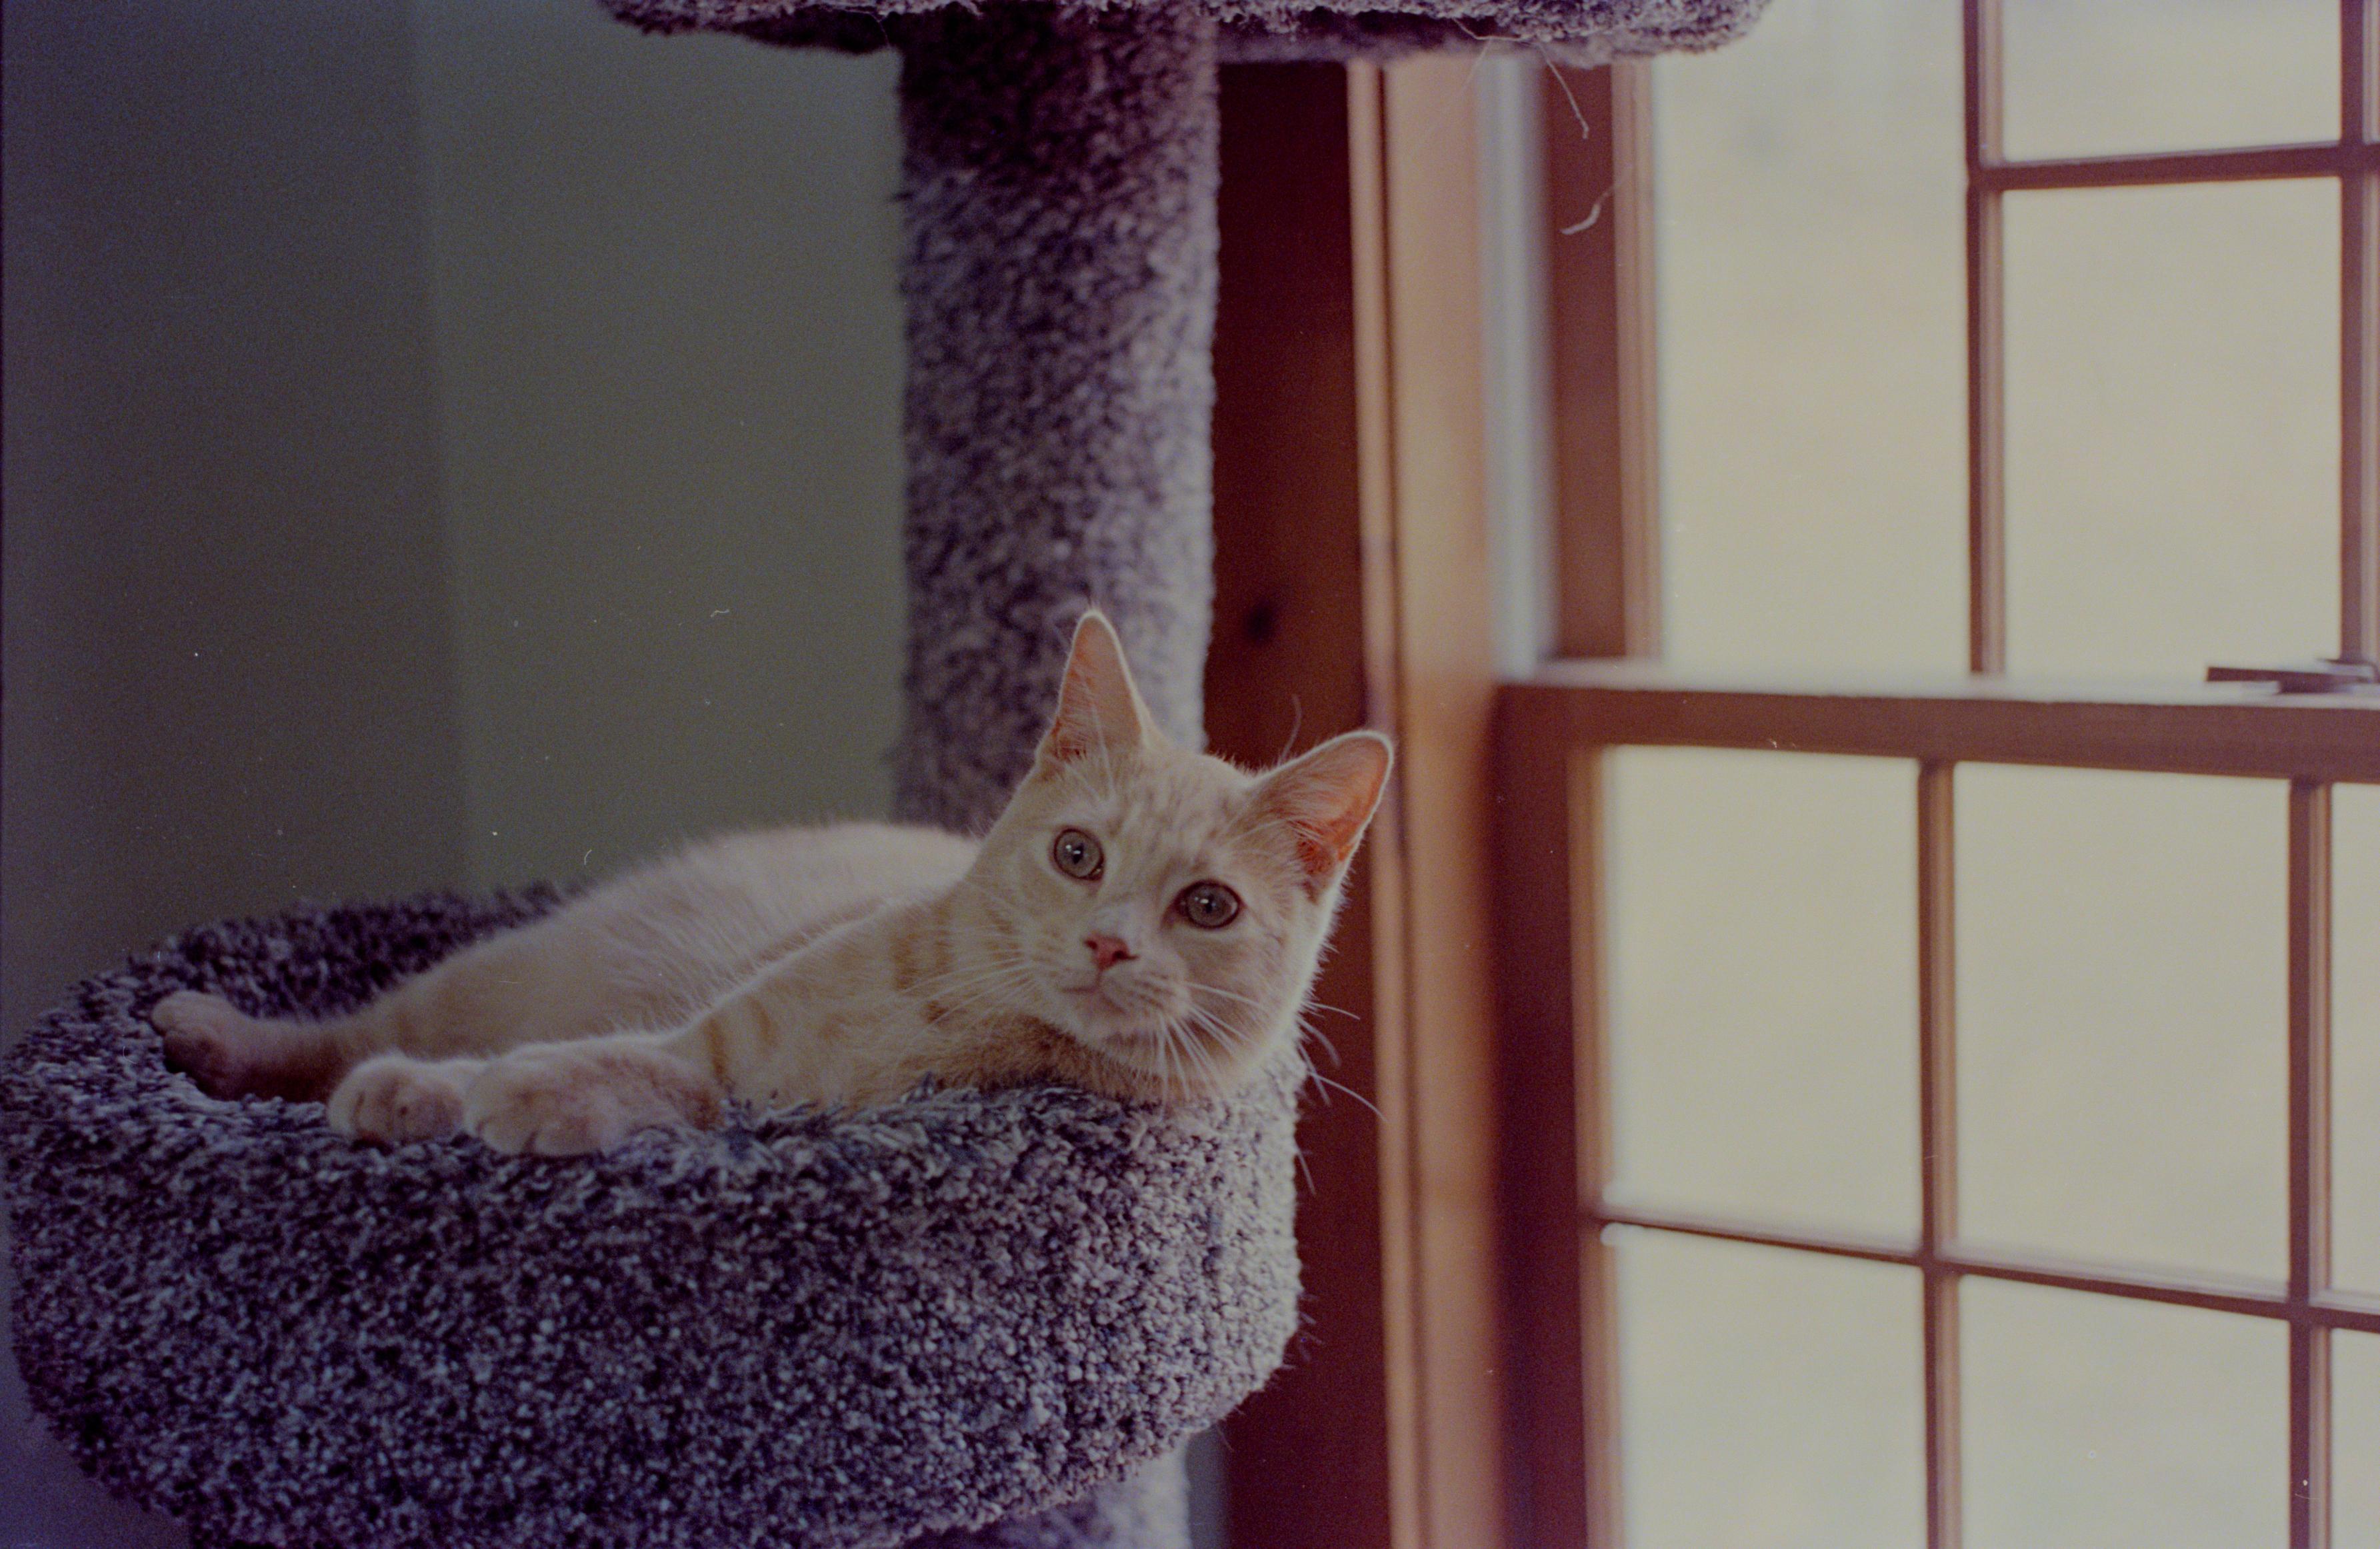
[1052,828,1103,880]
[1175,882,1240,929]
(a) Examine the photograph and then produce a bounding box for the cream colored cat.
[155,612,1391,1156]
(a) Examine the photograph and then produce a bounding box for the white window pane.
[1957,766,2288,1280]
[1615,1230,1923,1549]
[2337,1331,2380,1549]
[2335,784,2380,1296]
[1606,749,1918,1238]
[2001,0,2338,161]
[2003,180,2337,678]
[1962,1280,2287,1549]
[1650,0,1967,676]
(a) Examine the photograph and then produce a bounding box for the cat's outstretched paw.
[327,1054,473,1145]
[463,1042,721,1157]
[155,990,315,1100]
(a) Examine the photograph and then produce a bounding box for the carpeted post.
[891,3,1219,833]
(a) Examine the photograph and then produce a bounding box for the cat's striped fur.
[157,613,1391,1156]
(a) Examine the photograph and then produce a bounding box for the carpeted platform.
[1,890,1299,1549]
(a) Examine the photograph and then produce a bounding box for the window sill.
[1503,660,2380,782]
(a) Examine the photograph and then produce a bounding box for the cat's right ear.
[1034,609,1155,776]
[1249,729,1393,891]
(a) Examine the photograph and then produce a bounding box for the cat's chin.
[1063,1026,1255,1102]
[1053,986,1170,1045]
[1041,989,1256,1098]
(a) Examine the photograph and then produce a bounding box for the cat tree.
[3,2,1763,1546]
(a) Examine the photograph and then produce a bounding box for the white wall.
[2,2,907,1542]
[409,2,908,889]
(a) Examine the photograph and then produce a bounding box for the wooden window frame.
[1209,58,1509,1549]
[1508,9,2380,1549]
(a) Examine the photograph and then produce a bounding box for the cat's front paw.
[463,1043,720,1157]
[327,1055,472,1144]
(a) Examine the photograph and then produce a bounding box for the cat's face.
[958,613,1391,1100]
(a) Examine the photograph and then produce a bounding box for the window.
[1501,5,2380,1548]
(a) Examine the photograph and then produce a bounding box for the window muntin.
[2334,783,2380,1296]
[1518,3,2380,1544]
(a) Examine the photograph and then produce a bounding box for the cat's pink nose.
[1085,934,1135,973]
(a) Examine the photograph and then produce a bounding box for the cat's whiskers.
[908,958,1042,1028]
[1165,1002,1243,1098]
[1305,1068,1383,1120]
[1297,1009,1345,1069]
[1165,1024,1200,1100]
[1161,1023,1189,1100]
[918,960,1036,1004]
[907,949,1037,1002]
[1188,980,1263,1008]
[1182,995,1255,1056]
[1181,1022,1225,1096]
[1187,982,1280,1032]
[917,978,1031,1024]
[1175,1018,1221,1100]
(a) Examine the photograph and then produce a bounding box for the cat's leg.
[461,1034,723,1157]
[154,976,474,1102]
[325,1054,484,1145]
[153,991,367,1102]
[154,916,605,1101]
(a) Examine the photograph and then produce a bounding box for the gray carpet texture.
[1,892,1301,1549]
[891,3,1220,834]
[609,0,1770,65]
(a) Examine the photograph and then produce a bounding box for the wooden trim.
[1569,750,1624,1549]
[1491,723,1591,1548]
[2357,0,2379,149]
[1212,58,1507,1549]
[2345,165,2377,663]
[1917,763,1962,1549]
[1977,140,2380,192]
[2293,1321,2333,1549]
[2347,0,2380,664]
[1211,62,1394,1549]
[2289,780,2333,1549]
[1371,53,1509,1549]
[1543,62,1661,659]
[1583,1202,2380,1337]
[1347,60,1429,1549]
[1508,665,2380,782]
[1965,0,2006,673]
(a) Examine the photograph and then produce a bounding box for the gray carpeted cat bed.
[1,890,1298,1549]
[5,2,1767,1544]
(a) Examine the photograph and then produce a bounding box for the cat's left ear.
[1250,731,1394,890]
[1035,609,1156,775]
